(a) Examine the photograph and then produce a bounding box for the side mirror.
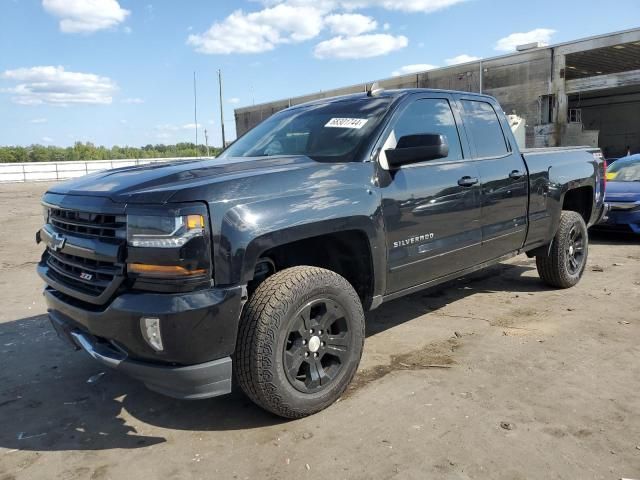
[385,134,449,168]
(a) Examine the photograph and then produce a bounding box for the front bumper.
[596,203,640,233]
[49,310,232,399]
[42,281,246,399]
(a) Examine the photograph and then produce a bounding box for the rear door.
[378,94,484,294]
[455,96,529,261]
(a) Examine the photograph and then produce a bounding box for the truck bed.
[521,146,598,155]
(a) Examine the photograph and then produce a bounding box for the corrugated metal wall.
[234,48,553,147]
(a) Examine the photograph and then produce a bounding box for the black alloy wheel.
[283,298,351,393]
[536,210,589,288]
[234,266,365,418]
[566,224,586,275]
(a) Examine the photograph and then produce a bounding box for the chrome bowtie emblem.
[50,232,66,251]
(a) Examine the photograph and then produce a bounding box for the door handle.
[458,176,479,187]
[509,170,525,180]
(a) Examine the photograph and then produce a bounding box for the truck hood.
[605,181,640,202]
[47,156,319,203]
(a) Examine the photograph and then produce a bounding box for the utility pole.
[218,69,226,148]
[204,128,210,156]
[193,71,198,148]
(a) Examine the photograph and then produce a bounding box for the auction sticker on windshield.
[325,118,369,129]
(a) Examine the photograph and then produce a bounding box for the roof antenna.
[366,81,384,97]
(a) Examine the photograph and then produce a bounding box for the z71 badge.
[393,233,434,248]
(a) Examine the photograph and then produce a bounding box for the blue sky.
[1,0,639,148]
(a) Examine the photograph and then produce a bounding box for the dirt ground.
[0,181,639,480]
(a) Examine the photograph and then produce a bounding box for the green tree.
[0,142,222,163]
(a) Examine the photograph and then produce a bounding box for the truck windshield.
[221,98,392,162]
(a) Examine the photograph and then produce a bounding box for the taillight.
[593,150,606,192]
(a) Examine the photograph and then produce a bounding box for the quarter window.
[461,100,509,158]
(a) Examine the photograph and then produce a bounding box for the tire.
[536,210,589,288]
[234,266,365,418]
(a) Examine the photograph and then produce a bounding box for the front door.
[378,95,483,294]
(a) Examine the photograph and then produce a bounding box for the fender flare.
[211,188,386,297]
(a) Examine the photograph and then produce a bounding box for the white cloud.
[187,5,325,54]
[42,0,130,34]
[154,122,202,141]
[495,28,555,52]
[228,97,241,104]
[1,66,117,105]
[324,13,376,36]
[260,0,466,13]
[42,136,54,143]
[391,63,437,76]
[156,123,202,131]
[122,97,144,104]
[314,34,408,59]
[189,0,467,55]
[31,118,48,124]
[342,0,466,12]
[445,54,480,65]
[156,132,172,140]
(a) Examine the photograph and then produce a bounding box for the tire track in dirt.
[342,337,461,398]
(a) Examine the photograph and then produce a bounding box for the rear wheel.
[234,266,365,418]
[536,210,588,288]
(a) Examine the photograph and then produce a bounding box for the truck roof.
[278,88,495,109]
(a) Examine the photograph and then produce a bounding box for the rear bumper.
[589,201,610,226]
[49,310,232,399]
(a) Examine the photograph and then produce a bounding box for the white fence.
[0,157,208,183]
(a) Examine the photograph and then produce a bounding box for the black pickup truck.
[37,88,607,418]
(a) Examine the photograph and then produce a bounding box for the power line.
[193,71,198,148]
[218,69,226,148]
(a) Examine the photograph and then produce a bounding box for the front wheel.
[536,210,589,288]
[234,266,365,418]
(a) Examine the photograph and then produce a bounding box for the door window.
[460,100,509,158]
[380,99,463,167]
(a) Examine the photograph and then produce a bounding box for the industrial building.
[234,28,640,157]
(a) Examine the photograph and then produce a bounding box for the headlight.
[127,214,205,248]
[126,206,212,292]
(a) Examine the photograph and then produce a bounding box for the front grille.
[42,205,126,304]
[46,249,123,297]
[48,207,126,241]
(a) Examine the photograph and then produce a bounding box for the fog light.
[141,317,163,351]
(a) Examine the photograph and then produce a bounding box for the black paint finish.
[37,89,606,387]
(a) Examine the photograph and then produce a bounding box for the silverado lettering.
[393,233,435,248]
